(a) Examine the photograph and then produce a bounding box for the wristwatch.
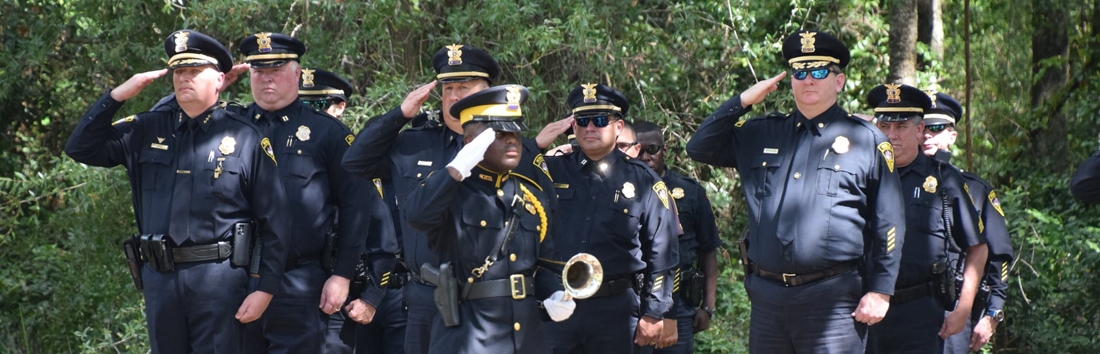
[986,309,1005,323]
[700,306,716,318]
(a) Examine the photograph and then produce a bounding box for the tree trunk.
[1031,0,1069,170]
[917,0,944,67]
[887,0,919,85]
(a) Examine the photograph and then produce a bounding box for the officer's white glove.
[446,128,496,181]
[543,290,576,322]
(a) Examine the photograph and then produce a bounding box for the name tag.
[763,148,779,154]
[417,160,433,166]
[554,183,570,189]
[151,143,169,150]
[176,170,191,174]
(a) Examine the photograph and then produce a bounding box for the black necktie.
[168,118,199,245]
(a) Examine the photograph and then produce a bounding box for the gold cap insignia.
[506,85,522,111]
[581,83,598,103]
[301,68,315,88]
[219,136,236,155]
[926,90,938,108]
[256,32,273,53]
[832,136,850,154]
[174,31,190,52]
[653,181,670,209]
[885,84,902,103]
[296,125,311,141]
[878,142,895,173]
[800,32,817,53]
[622,182,636,199]
[446,44,464,65]
[923,175,938,193]
[671,187,685,200]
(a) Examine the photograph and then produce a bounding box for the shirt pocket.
[138,149,173,191]
[204,155,243,200]
[281,146,328,194]
[815,155,859,197]
[604,198,643,240]
[751,154,783,197]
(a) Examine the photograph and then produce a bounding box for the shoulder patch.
[653,181,670,210]
[734,119,746,128]
[345,134,355,146]
[877,142,895,173]
[989,190,1005,217]
[111,115,136,125]
[372,178,384,198]
[261,138,277,165]
[532,154,551,180]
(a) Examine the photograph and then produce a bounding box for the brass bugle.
[562,253,603,301]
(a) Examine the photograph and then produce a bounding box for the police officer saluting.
[866,83,988,354]
[687,30,906,353]
[920,91,1013,353]
[543,83,680,353]
[235,32,371,353]
[64,30,289,353]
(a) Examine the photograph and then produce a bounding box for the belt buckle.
[782,273,796,287]
[510,274,526,300]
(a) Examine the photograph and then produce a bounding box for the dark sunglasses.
[575,115,616,128]
[791,68,837,80]
[616,141,638,150]
[640,144,664,155]
[925,124,951,133]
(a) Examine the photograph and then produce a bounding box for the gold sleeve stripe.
[886,226,897,253]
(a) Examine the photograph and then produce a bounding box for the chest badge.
[923,175,938,193]
[219,136,236,155]
[622,182,636,199]
[671,187,685,200]
[832,136,850,154]
[296,125,311,141]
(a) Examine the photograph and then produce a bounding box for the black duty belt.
[751,261,857,287]
[147,241,232,263]
[588,277,634,299]
[463,274,534,300]
[892,281,934,304]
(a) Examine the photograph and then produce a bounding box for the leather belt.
[750,261,857,287]
[171,241,232,263]
[463,274,534,300]
[892,281,934,304]
[588,277,634,299]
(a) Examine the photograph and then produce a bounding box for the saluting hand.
[221,63,250,91]
[345,299,378,324]
[110,69,168,102]
[536,116,575,150]
[319,275,351,315]
[235,290,274,323]
[400,81,437,119]
[852,291,890,325]
[738,72,787,108]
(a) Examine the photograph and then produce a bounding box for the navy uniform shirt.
[686,96,906,294]
[894,154,984,289]
[662,169,720,316]
[243,100,370,278]
[342,107,555,277]
[960,170,1013,314]
[404,166,559,354]
[545,149,679,319]
[64,93,290,294]
[359,177,403,307]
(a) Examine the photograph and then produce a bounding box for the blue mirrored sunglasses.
[925,124,951,133]
[791,68,836,80]
[575,115,615,128]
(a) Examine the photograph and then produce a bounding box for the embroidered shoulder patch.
[878,142,895,173]
[653,181,670,210]
[989,190,1005,217]
[533,154,551,180]
[261,138,277,165]
[345,134,355,146]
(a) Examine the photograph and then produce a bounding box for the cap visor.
[248,60,291,68]
[483,120,527,132]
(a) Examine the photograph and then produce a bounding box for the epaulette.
[766,111,787,119]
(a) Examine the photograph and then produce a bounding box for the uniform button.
[297,150,302,154]
[509,253,517,262]
[761,161,767,167]
[514,322,521,331]
[416,173,422,178]
[536,225,541,231]
[585,217,591,221]
[497,189,504,197]
[623,209,628,214]
[834,165,840,170]
[793,172,801,179]
[591,196,596,200]
[818,123,824,128]
[480,220,487,227]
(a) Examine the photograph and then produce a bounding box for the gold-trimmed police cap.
[782,30,851,70]
[164,30,234,73]
[298,68,354,102]
[567,83,630,118]
[238,32,306,68]
[449,84,529,132]
[923,91,963,126]
[432,44,500,84]
[867,83,933,122]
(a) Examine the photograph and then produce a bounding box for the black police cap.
[924,91,963,125]
[782,30,851,70]
[299,68,354,102]
[449,84,530,132]
[432,44,500,84]
[867,83,933,122]
[567,83,630,118]
[238,32,306,68]
[165,30,234,73]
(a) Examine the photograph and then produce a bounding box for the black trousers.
[142,260,249,354]
[866,295,945,354]
[244,261,327,354]
[402,281,438,354]
[356,287,408,354]
[543,290,653,354]
[745,270,867,354]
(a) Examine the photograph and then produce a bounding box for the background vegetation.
[2,0,1099,352]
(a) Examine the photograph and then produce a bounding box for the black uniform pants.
[744,270,867,354]
[543,289,653,354]
[403,281,438,354]
[866,295,945,354]
[244,261,327,354]
[142,259,249,354]
[356,287,408,354]
[323,309,356,354]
